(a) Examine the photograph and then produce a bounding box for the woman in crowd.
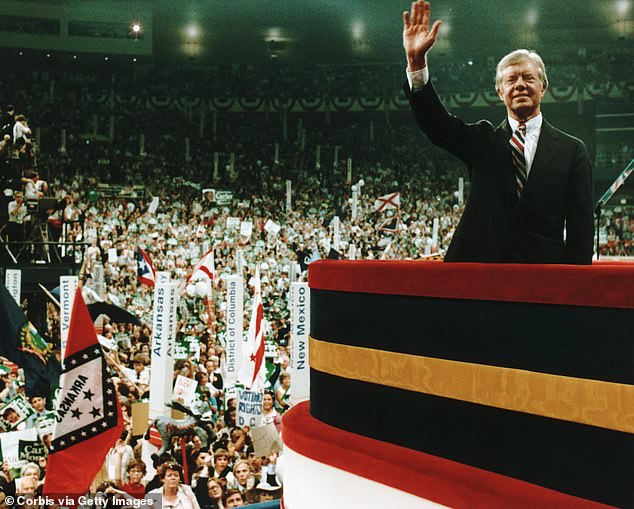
[146,462,200,509]
[274,372,291,414]
[192,469,225,509]
[260,391,281,433]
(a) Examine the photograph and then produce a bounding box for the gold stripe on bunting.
[309,336,634,434]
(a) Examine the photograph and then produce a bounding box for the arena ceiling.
[149,0,631,65]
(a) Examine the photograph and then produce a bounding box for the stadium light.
[129,21,144,39]
[186,24,200,39]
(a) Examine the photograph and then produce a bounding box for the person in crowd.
[146,462,200,509]
[105,430,134,485]
[11,115,30,146]
[6,190,27,243]
[192,465,225,509]
[274,372,291,414]
[261,392,281,433]
[226,460,255,494]
[21,171,44,201]
[1,105,15,140]
[402,0,593,264]
[252,482,282,503]
[222,489,244,508]
[24,396,48,428]
[121,354,150,397]
[209,448,232,488]
[15,463,41,495]
[120,459,147,498]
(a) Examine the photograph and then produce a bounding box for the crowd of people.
[0,49,632,506]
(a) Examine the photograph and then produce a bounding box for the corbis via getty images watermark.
[3,495,157,508]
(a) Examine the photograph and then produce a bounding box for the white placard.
[149,282,178,422]
[108,248,118,264]
[289,282,310,405]
[225,276,244,387]
[4,269,21,304]
[59,276,78,361]
[240,221,253,238]
[432,217,439,249]
[264,219,280,236]
[227,217,241,230]
[237,389,263,428]
[0,428,38,469]
[172,375,198,406]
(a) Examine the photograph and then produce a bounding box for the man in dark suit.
[402,1,594,264]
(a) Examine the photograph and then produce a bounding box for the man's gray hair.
[495,49,548,90]
[20,462,40,477]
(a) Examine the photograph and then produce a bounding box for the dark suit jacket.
[404,80,594,264]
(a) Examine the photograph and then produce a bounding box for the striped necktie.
[510,122,527,197]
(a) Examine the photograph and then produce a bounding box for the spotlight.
[129,21,143,39]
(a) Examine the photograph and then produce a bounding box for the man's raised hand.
[403,0,442,72]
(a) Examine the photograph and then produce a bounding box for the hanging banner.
[59,276,78,362]
[4,269,21,305]
[149,282,178,422]
[225,276,244,387]
[289,282,310,405]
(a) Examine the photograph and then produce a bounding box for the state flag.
[0,283,60,398]
[377,215,400,233]
[240,268,266,391]
[374,192,400,213]
[43,289,123,495]
[137,247,156,288]
[186,247,215,284]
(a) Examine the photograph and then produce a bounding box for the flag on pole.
[137,247,156,288]
[186,247,215,285]
[240,268,266,391]
[43,289,123,495]
[377,215,400,233]
[374,192,400,212]
[295,247,321,272]
[0,283,60,398]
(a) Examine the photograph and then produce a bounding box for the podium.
[282,260,634,509]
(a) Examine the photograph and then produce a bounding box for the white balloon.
[186,284,196,297]
[195,281,210,297]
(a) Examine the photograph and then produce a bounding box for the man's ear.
[496,87,504,101]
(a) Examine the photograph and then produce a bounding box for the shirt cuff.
[406,67,429,92]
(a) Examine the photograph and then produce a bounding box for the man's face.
[225,493,243,507]
[235,463,249,483]
[497,61,546,121]
[30,397,45,412]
